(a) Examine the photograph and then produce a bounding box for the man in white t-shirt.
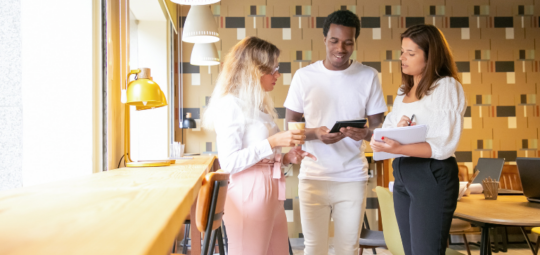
[284,10,387,255]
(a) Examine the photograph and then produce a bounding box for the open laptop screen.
[471,158,505,184]
[516,158,540,200]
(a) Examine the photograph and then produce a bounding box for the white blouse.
[213,95,281,174]
[382,77,467,160]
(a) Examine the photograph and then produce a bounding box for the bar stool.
[359,214,386,255]
[172,170,230,255]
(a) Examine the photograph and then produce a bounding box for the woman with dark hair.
[370,24,466,254]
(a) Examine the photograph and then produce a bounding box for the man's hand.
[340,126,369,141]
[315,126,345,144]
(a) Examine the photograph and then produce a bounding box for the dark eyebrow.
[330,37,354,42]
[401,48,416,52]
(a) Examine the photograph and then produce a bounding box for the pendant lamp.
[182,112,197,129]
[181,112,197,145]
[182,5,219,43]
[190,43,220,66]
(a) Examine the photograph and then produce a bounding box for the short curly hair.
[323,10,361,39]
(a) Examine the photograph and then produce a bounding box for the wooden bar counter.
[0,156,215,255]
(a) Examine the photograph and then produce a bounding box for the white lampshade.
[171,0,220,5]
[182,5,220,43]
[190,43,220,66]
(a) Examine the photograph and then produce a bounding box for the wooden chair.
[457,165,470,184]
[499,164,523,191]
[173,170,230,255]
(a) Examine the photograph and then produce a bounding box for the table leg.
[480,226,492,255]
[500,227,508,253]
[491,227,499,253]
[191,199,201,255]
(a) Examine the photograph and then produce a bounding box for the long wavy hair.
[203,37,280,130]
[400,24,460,99]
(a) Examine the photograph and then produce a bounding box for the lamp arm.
[123,69,141,164]
[123,69,141,91]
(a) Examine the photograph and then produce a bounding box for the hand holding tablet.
[329,119,367,133]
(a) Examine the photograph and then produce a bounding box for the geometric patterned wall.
[175,0,540,237]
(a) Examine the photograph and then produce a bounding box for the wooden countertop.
[0,156,215,255]
[454,194,540,226]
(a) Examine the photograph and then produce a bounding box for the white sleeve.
[215,100,274,174]
[365,70,388,116]
[426,78,467,160]
[284,70,304,113]
[382,88,401,129]
[382,110,397,129]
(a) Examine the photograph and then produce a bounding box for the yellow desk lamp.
[122,68,174,167]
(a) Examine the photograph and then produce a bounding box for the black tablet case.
[329,119,367,133]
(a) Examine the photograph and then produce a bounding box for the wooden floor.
[290,238,534,255]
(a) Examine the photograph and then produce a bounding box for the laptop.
[498,188,523,195]
[471,158,505,184]
[516,158,540,203]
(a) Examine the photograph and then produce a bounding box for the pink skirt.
[223,153,289,255]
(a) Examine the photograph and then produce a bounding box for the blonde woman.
[204,37,316,255]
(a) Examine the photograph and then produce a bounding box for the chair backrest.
[375,187,465,255]
[457,165,469,182]
[375,186,405,255]
[500,164,523,191]
[195,170,230,233]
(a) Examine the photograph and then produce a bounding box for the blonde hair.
[203,37,280,130]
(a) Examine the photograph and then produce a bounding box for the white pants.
[299,179,368,255]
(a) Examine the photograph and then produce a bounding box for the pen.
[409,114,415,126]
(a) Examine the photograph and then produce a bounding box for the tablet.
[329,119,367,133]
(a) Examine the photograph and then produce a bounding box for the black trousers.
[392,157,459,255]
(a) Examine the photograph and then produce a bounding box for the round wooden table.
[454,194,540,255]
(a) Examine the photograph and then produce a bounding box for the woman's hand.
[283,146,317,165]
[370,135,402,154]
[397,115,416,127]
[268,130,306,148]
